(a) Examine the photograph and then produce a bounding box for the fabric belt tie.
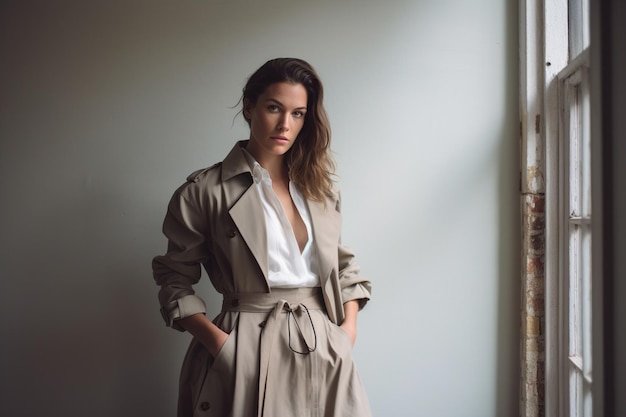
[220,287,325,417]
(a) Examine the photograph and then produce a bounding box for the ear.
[243,99,253,120]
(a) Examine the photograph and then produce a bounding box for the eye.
[267,105,280,112]
[293,110,305,118]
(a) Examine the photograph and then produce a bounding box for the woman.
[152,58,372,417]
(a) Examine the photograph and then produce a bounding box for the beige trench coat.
[153,141,372,417]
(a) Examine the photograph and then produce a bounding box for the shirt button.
[200,402,210,411]
[231,299,239,307]
[227,229,236,238]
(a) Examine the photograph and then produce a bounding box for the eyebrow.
[265,98,307,111]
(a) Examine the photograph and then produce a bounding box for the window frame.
[556,50,592,417]
[538,0,592,416]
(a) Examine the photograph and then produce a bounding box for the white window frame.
[541,2,569,416]
[540,0,593,417]
[556,50,592,417]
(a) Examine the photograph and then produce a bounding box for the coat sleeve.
[335,192,372,309]
[337,244,371,309]
[152,184,209,331]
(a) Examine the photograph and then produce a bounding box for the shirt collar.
[252,162,271,185]
[239,146,271,185]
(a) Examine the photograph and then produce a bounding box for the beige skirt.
[177,287,371,417]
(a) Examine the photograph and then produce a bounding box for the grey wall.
[0,1,520,416]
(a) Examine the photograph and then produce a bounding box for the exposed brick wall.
[520,193,545,417]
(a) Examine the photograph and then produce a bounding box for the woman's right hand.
[177,313,230,357]
[210,328,229,357]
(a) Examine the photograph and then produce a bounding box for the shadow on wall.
[0,176,200,415]
[495,0,521,415]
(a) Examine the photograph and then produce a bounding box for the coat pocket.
[332,323,353,348]
[323,319,355,365]
[191,321,239,416]
[209,324,237,373]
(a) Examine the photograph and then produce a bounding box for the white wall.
[0,1,519,416]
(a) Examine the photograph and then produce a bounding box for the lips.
[271,136,289,143]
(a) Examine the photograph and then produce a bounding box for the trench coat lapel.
[307,198,341,285]
[222,141,269,282]
[229,185,269,281]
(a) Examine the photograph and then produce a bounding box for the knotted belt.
[220,287,326,417]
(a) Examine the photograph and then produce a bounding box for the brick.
[527,257,545,276]
[526,194,545,213]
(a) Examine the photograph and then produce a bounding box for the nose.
[277,114,290,132]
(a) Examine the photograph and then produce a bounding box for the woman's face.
[244,81,308,162]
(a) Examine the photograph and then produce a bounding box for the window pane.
[582,225,592,379]
[569,224,582,359]
[581,72,591,217]
[583,383,592,417]
[570,366,582,417]
[569,81,582,217]
[569,0,590,57]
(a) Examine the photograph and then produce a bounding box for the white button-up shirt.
[244,151,320,288]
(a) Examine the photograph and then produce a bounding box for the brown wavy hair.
[242,58,336,202]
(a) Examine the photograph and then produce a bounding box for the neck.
[263,158,289,184]
[245,144,289,184]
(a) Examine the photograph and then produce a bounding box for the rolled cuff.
[160,294,207,331]
[341,283,371,310]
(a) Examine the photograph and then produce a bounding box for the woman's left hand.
[340,322,357,346]
[340,300,360,346]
